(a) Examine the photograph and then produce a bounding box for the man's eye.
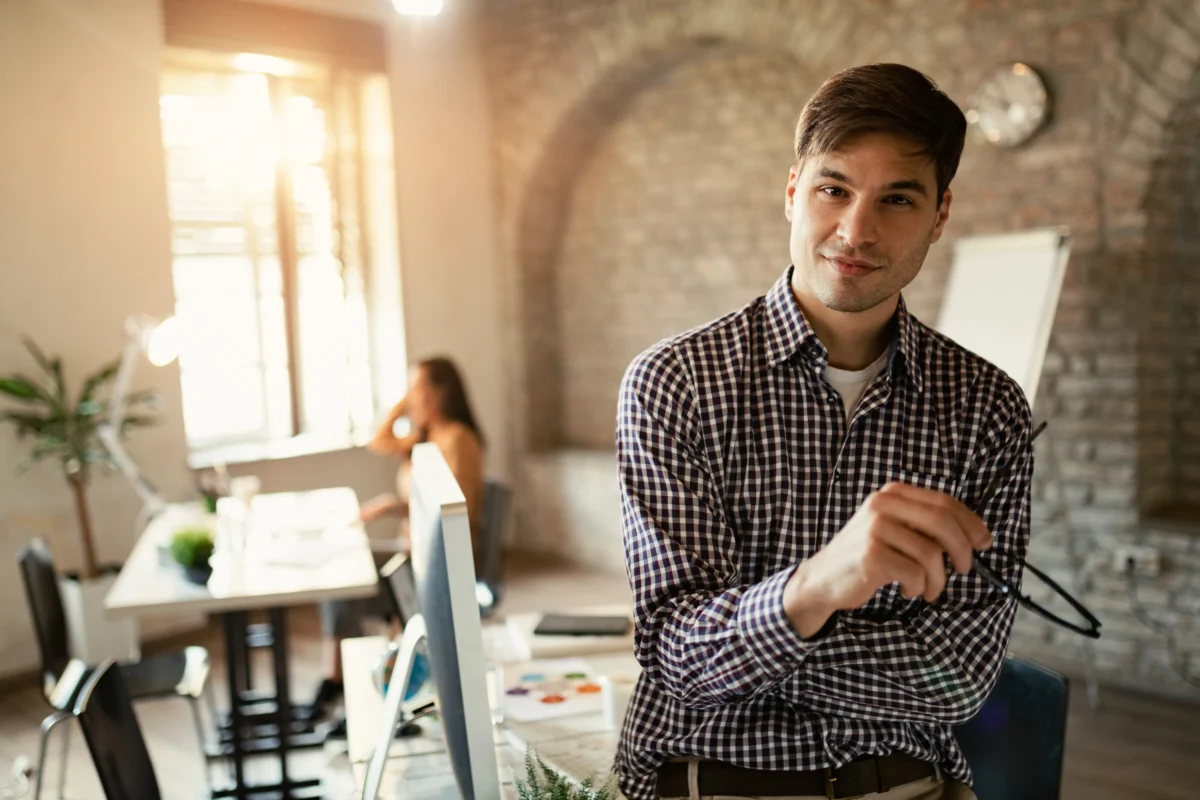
[885,195,914,205]
[820,186,846,197]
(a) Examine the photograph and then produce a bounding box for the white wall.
[0,0,507,679]
[0,0,191,677]
[386,3,512,483]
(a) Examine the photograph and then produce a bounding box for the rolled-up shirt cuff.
[736,567,834,676]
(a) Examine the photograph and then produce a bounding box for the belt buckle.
[824,768,837,799]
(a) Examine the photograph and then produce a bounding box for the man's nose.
[837,200,879,249]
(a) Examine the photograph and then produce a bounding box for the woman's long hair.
[420,357,486,448]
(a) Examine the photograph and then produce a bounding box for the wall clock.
[966,62,1051,147]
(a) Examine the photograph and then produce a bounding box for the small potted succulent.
[515,751,617,800]
[170,527,215,585]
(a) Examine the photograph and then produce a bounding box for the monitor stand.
[362,614,429,800]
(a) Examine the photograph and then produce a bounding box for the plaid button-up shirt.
[614,268,1032,800]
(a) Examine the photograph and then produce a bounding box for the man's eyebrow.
[814,168,929,197]
[883,179,929,197]
[816,167,851,185]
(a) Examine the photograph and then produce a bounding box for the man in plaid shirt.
[615,64,1032,800]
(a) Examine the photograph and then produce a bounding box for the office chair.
[17,540,213,799]
[953,656,1070,800]
[73,659,162,800]
[476,479,513,618]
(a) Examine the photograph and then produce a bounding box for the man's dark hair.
[794,63,967,201]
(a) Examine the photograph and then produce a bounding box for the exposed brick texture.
[480,0,1200,697]
[557,47,806,447]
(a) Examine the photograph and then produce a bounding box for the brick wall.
[1140,76,1200,512]
[481,0,1200,696]
[557,47,806,447]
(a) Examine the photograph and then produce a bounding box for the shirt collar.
[763,266,924,393]
[892,295,924,393]
[763,267,821,368]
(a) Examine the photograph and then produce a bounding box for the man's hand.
[783,482,993,638]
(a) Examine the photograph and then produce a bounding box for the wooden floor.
[0,557,1196,799]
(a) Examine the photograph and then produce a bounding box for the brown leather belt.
[656,754,939,798]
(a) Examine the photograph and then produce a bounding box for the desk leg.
[221,610,249,799]
[242,612,255,696]
[269,607,293,792]
[210,608,322,800]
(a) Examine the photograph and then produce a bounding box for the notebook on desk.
[534,613,630,637]
[505,608,635,661]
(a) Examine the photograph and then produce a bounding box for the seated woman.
[308,356,485,732]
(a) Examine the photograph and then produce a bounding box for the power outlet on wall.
[1113,544,1161,577]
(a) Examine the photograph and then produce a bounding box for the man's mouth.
[823,255,880,277]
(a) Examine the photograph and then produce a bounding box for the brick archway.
[1098,0,1200,252]
[1086,0,1200,515]
[498,0,889,451]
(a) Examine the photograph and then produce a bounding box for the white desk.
[106,487,378,618]
[105,487,379,800]
[343,624,640,799]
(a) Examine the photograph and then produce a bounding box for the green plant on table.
[515,750,617,800]
[170,527,215,570]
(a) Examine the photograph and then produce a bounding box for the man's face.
[785,132,951,315]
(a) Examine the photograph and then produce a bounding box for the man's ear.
[930,187,953,243]
[785,163,800,223]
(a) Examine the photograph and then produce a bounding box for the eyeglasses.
[971,420,1102,639]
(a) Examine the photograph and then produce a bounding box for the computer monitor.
[362,443,501,800]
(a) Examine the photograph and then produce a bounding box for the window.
[159,52,405,460]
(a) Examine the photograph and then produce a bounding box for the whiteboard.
[935,227,1070,407]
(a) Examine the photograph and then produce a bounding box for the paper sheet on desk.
[254,534,360,567]
[502,658,604,722]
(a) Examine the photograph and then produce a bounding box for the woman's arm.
[367,394,419,458]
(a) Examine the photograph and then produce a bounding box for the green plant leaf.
[0,410,54,437]
[81,447,113,464]
[76,399,103,417]
[77,357,120,408]
[21,337,57,376]
[22,337,66,406]
[171,528,215,568]
[0,375,53,404]
[512,750,615,800]
[15,438,71,474]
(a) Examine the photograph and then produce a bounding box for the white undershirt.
[824,349,889,424]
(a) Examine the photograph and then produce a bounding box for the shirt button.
[833,470,842,482]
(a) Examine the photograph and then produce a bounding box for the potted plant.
[515,751,617,800]
[170,527,215,584]
[0,336,160,662]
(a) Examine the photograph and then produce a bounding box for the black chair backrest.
[379,553,421,625]
[478,479,512,597]
[74,659,162,800]
[953,657,1070,800]
[17,541,72,693]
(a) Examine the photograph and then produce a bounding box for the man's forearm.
[635,566,820,709]
[774,597,1018,725]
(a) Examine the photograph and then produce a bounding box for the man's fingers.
[875,520,950,601]
[867,491,973,575]
[874,543,927,600]
[876,482,992,552]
